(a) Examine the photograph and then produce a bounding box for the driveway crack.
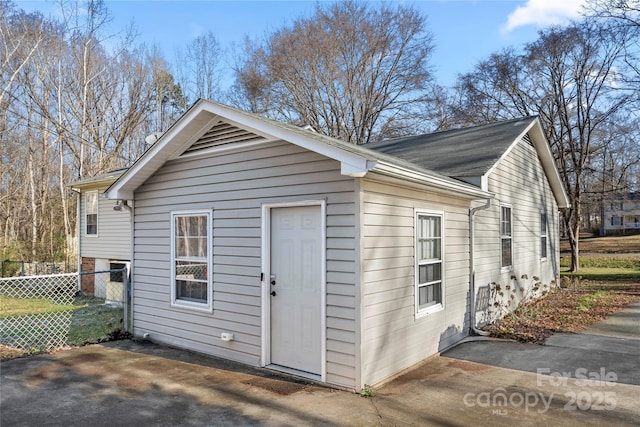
[368,397,384,424]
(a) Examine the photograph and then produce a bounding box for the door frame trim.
[260,199,327,382]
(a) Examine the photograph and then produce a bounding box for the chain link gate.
[0,269,130,352]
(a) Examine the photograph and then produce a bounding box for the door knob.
[271,290,276,296]
[270,274,276,286]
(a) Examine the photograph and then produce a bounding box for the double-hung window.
[171,210,212,311]
[500,206,512,269]
[540,212,548,260]
[415,211,443,315]
[85,191,98,236]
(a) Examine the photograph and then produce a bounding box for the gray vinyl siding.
[360,176,472,387]
[132,140,358,388]
[79,187,131,261]
[473,139,560,321]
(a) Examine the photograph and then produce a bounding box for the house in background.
[104,100,569,391]
[69,169,131,303]
[602,193,640,235]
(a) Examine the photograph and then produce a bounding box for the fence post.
[123,269,130,333]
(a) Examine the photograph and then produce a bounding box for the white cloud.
[501,0,587,33]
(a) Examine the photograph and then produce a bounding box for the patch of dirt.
[0,345,29,360]
[61,351,107,363]
[24,363,65,387]
[486,281,640,343]
[0,330,132,361]
[243,377,307,395]
[560,235,640,254]
[445,359,491,372]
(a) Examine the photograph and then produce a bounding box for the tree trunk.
[28,137,38,260]
[569,224,580,273]
[566,205,581,272]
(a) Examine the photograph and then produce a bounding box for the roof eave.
[372,161,492,200]
[528,119,571,209]
[482,118,570,210]
[68,173,124,193]
[106,100,374,199]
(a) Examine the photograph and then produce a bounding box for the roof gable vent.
[181,121,267,156]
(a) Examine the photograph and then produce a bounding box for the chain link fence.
[1,260,77,278]
[0,269,129,352]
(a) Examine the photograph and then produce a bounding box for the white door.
[269,205,322,375]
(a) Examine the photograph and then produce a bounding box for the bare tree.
[228,36,274,116]
[0,1,45,107]
[0,0,166,264]
[232,1,435,144]
[151,51,188,131]
[180,31,223,102]
[584,0,640,99]
[585,0,640,26]
[452,21,634,272]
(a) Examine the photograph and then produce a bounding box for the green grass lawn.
[0,296,76,316]
[561,234,640,254]
[560,256,640,282]
[0,294,125,358]
[67,298,124,345]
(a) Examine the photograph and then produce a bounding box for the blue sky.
[18,0,586,87]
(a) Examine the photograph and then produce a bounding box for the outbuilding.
[105,100,569,391]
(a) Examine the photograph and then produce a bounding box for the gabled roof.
[365,117,570,208]
[106,99,490,201]
[365,117,536,177]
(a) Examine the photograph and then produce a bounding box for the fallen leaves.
[486,281,640,343]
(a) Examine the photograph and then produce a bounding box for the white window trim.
[414,208,445,318]
[170,209,213,312]
[85,191,99,237]
[540,211,548,261]
[500,205,513,272]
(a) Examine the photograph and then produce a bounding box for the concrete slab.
[444,336,640,386]
[584,302,640,339]
[544,332,639,355]
[1,339,638,426]
[444,302,640,387]
[1,302,639,426]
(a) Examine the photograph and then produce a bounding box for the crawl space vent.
[181,121,267,156]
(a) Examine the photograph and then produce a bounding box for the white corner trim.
[341,160,377,177]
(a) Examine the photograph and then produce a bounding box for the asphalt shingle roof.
[364,117,538,177]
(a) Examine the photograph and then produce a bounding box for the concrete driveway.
[1,304,639,426]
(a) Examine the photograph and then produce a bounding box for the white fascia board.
[528,120,571,209]
[106,99,376,199]
[372,161,491,199]
[483,118,570,209]
[200,102,374,177]
[69,178,117,193]
[105,101,219,200]
[484,120,537,180]
[342,160,377,177]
